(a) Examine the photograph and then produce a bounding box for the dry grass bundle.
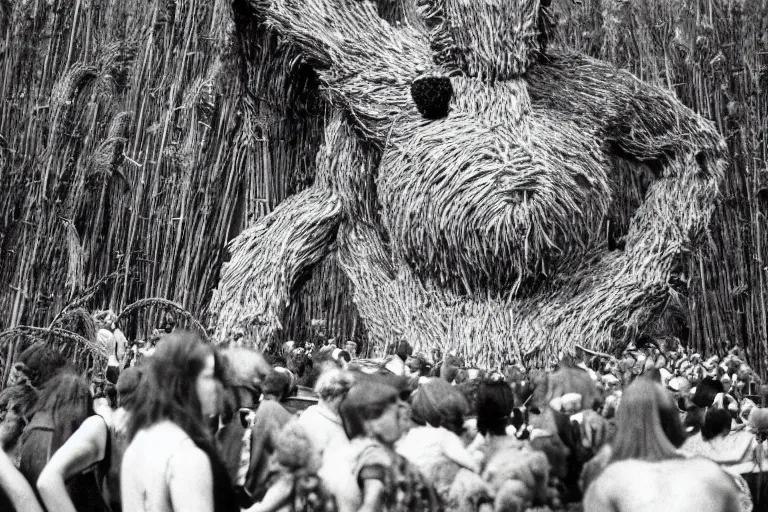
[49,307,98,343]
[116,298,208,339]
[210,186,341,343]
[0,326,107,368]
[418,0,553,80]
[0,0,326,372]
[378,77,612,295]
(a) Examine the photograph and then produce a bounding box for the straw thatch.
[2,0,767,374]
[211,0,727,368]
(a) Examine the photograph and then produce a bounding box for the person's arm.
[0,449,45,512]
[244,474,294,512]
[37,415,108,512]
[113,328,127,362]
[442,432,480,473]
[168,444,214,512]
[358,479,385,512]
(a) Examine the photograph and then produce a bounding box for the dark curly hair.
[476,379,514,436]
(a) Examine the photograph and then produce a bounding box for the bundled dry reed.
[0,0,329,372]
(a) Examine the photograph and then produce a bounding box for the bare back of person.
[121,421,213,512]
[584,457,740,512]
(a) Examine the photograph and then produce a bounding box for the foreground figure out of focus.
[120,331,237,512]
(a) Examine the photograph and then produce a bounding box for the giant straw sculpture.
[211,0,727,367]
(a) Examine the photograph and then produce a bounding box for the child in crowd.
[322,379,441,512]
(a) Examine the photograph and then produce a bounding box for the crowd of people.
[1,321,767,512]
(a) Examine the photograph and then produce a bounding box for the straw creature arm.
[246,0,432,137]
[209,117,364,344]
[529,54,726,252]
[524,54,727,352]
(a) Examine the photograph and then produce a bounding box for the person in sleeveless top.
[37,366,144,512]
[583,379,740,512]
[17,370,104,512]
[120,331,238,512]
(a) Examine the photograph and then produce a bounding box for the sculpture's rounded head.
[380,77,612,295]
[422,0,552,80]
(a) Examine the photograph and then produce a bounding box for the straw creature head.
[246,0,609,294]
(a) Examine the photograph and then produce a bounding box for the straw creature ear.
[246,0,432,138]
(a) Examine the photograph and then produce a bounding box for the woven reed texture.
[212,0,728,368]
[1,0,766,373]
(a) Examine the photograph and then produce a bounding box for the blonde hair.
[314,368,355,402]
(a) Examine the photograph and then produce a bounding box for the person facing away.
[17,370,103,512]
[37,365,144,512]
[396,378,489,511]
[296,367,355,462]
[0,383,42,512]
[120,331,238,512]
[583,379,740,512]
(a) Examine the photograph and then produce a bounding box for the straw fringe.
[117,298,208,339]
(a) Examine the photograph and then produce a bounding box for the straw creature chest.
[212,0,727,367]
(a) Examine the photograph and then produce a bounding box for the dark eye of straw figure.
[410,75,453,120]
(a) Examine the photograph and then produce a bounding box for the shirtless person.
[583,378,742,511]
[584,457,740,512]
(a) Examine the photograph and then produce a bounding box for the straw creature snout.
[377,76,612,294]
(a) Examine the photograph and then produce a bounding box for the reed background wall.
[0,0,766,372]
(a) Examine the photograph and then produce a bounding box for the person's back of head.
[314,368,354,408]
[395,340,413,362]
[692,377,724,408]
[126,330,219,441]
[411,378,469,435]
[477,378,514,436]
[263,368,293,401]
[339,380,399,440]
[701,407,732,441]
[16,342,70,388]
[546,366,598,412]
[610,379,685,463]
[116,365,144,412]
[456,378,481,415]
[35,370,93,441]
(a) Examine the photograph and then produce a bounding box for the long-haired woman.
[580,377,685,491]
[120,331,237,512]
[17,370,101,511]
[583,379,740,512]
